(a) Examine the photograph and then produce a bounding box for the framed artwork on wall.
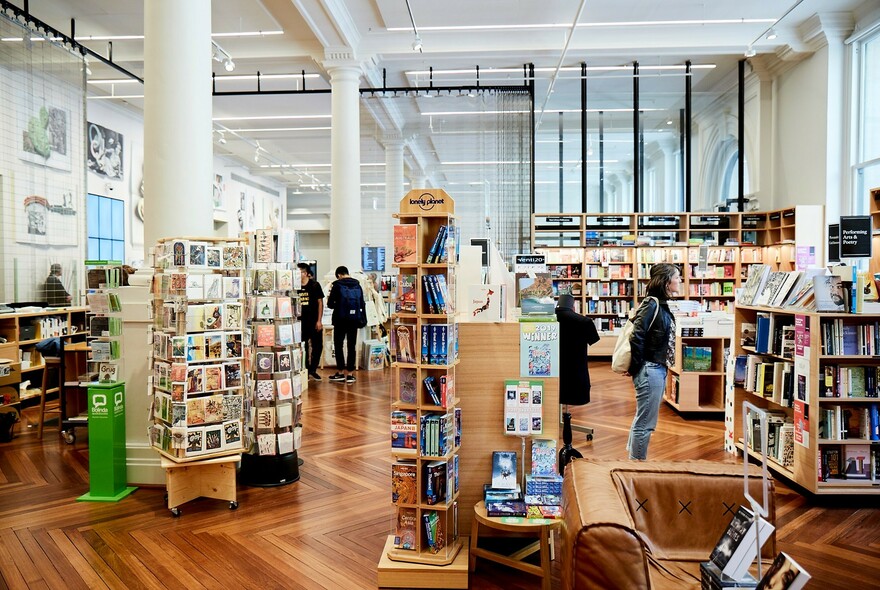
[19,104,72,171]
[16,186,78,246]
[86,121,124,180]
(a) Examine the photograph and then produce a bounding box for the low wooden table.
[160,454,240,516]
[469,501,561,590]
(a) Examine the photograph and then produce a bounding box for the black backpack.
[337,282,367,328]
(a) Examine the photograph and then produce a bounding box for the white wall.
[86,100,145,264]
[773,47,830,209]
[84,102,287,264]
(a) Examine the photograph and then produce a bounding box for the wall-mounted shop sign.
[827,224,840,263]
[361,246,385,272]
[399,189,454,214]
[839,216,872,258]
[514,255,547,274]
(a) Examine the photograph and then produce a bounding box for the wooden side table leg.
[469,517,479,572]
[540,526,551,590]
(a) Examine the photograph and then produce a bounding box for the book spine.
[429,324,440,365]
[421,325,430,364]
[422,275,436,314]
[427,275,443,313]
[426,225,446,264]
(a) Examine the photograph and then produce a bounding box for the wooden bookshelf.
[387,189,463,567]
[733,304,880,494]
[532,207,823,339]
[0,307,88,413]
[666,335,730,413]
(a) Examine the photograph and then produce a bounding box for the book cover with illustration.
[394,507,417,550]
[396,274,417,313]
[813,274,846,312]
[755,552,811,590]
[530,438,557,476]
[491,450,518,490]
[468,284,505,322]
[709,506,775,580]
[392,323,417,364]
[392,461,418,505]
[398,368,417,404]
[393,224,418,264]
[517,274,555,315]
[391,409,418,450]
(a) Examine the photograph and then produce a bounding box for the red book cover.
[393,224,418,264]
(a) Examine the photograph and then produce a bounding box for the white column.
[143,0,213,254]
[411,171,427,190]
[327,63,362,270]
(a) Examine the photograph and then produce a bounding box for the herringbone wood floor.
[1,362,878,589]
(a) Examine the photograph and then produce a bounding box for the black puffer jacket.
[628,296,674,375]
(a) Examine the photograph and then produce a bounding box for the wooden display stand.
[666,335,730,413]
[469,501,560,590]
[161,454,239,516]
[386,189,462,568]
[378,536,469,589]
[455,322,560,536]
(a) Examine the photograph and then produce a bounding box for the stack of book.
[524,439,563,519]
[484,450,526,516]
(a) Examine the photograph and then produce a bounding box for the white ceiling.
[16,0,876,215]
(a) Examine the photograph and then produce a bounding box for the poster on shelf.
[519,319,559,378]
[503,379,544,436]
[795,246,815,271]
[793,314,810,447]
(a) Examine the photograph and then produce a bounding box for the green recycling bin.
[77,382,137,502]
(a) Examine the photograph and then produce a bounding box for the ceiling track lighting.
[405,0,422,53]
[745,0,803,57]
[211,40,235,72]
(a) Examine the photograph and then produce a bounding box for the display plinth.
[379,536,468,588]
[78,381,137,502]
[239,450,300,486]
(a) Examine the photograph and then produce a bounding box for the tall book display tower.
[147,238,248,462]
[238,228,305,486]
[385,189,464,576]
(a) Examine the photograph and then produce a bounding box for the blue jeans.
[627,362,667,460]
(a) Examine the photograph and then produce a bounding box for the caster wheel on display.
[62,431,76,444]
[230,501,239,510]
[586,433,593,441]
[170,507,181,517]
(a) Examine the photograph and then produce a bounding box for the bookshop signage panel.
[827,224,840,262]
[839,216,872,258]
[399,189,454,214]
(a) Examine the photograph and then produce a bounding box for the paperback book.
[709,506,775,581]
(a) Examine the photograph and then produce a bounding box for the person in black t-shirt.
[297,263,325,381]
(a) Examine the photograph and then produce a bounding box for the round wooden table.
[469,500,561,590]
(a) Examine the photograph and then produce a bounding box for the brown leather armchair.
[560,459,776,590]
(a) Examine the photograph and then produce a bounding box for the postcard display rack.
[85,264,124,385]
[238,228,305,487]
[733,304,880,494]
[147,237,248,464]
[386,189,464,575]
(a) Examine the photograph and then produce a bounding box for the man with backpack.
[326,266,367,384]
